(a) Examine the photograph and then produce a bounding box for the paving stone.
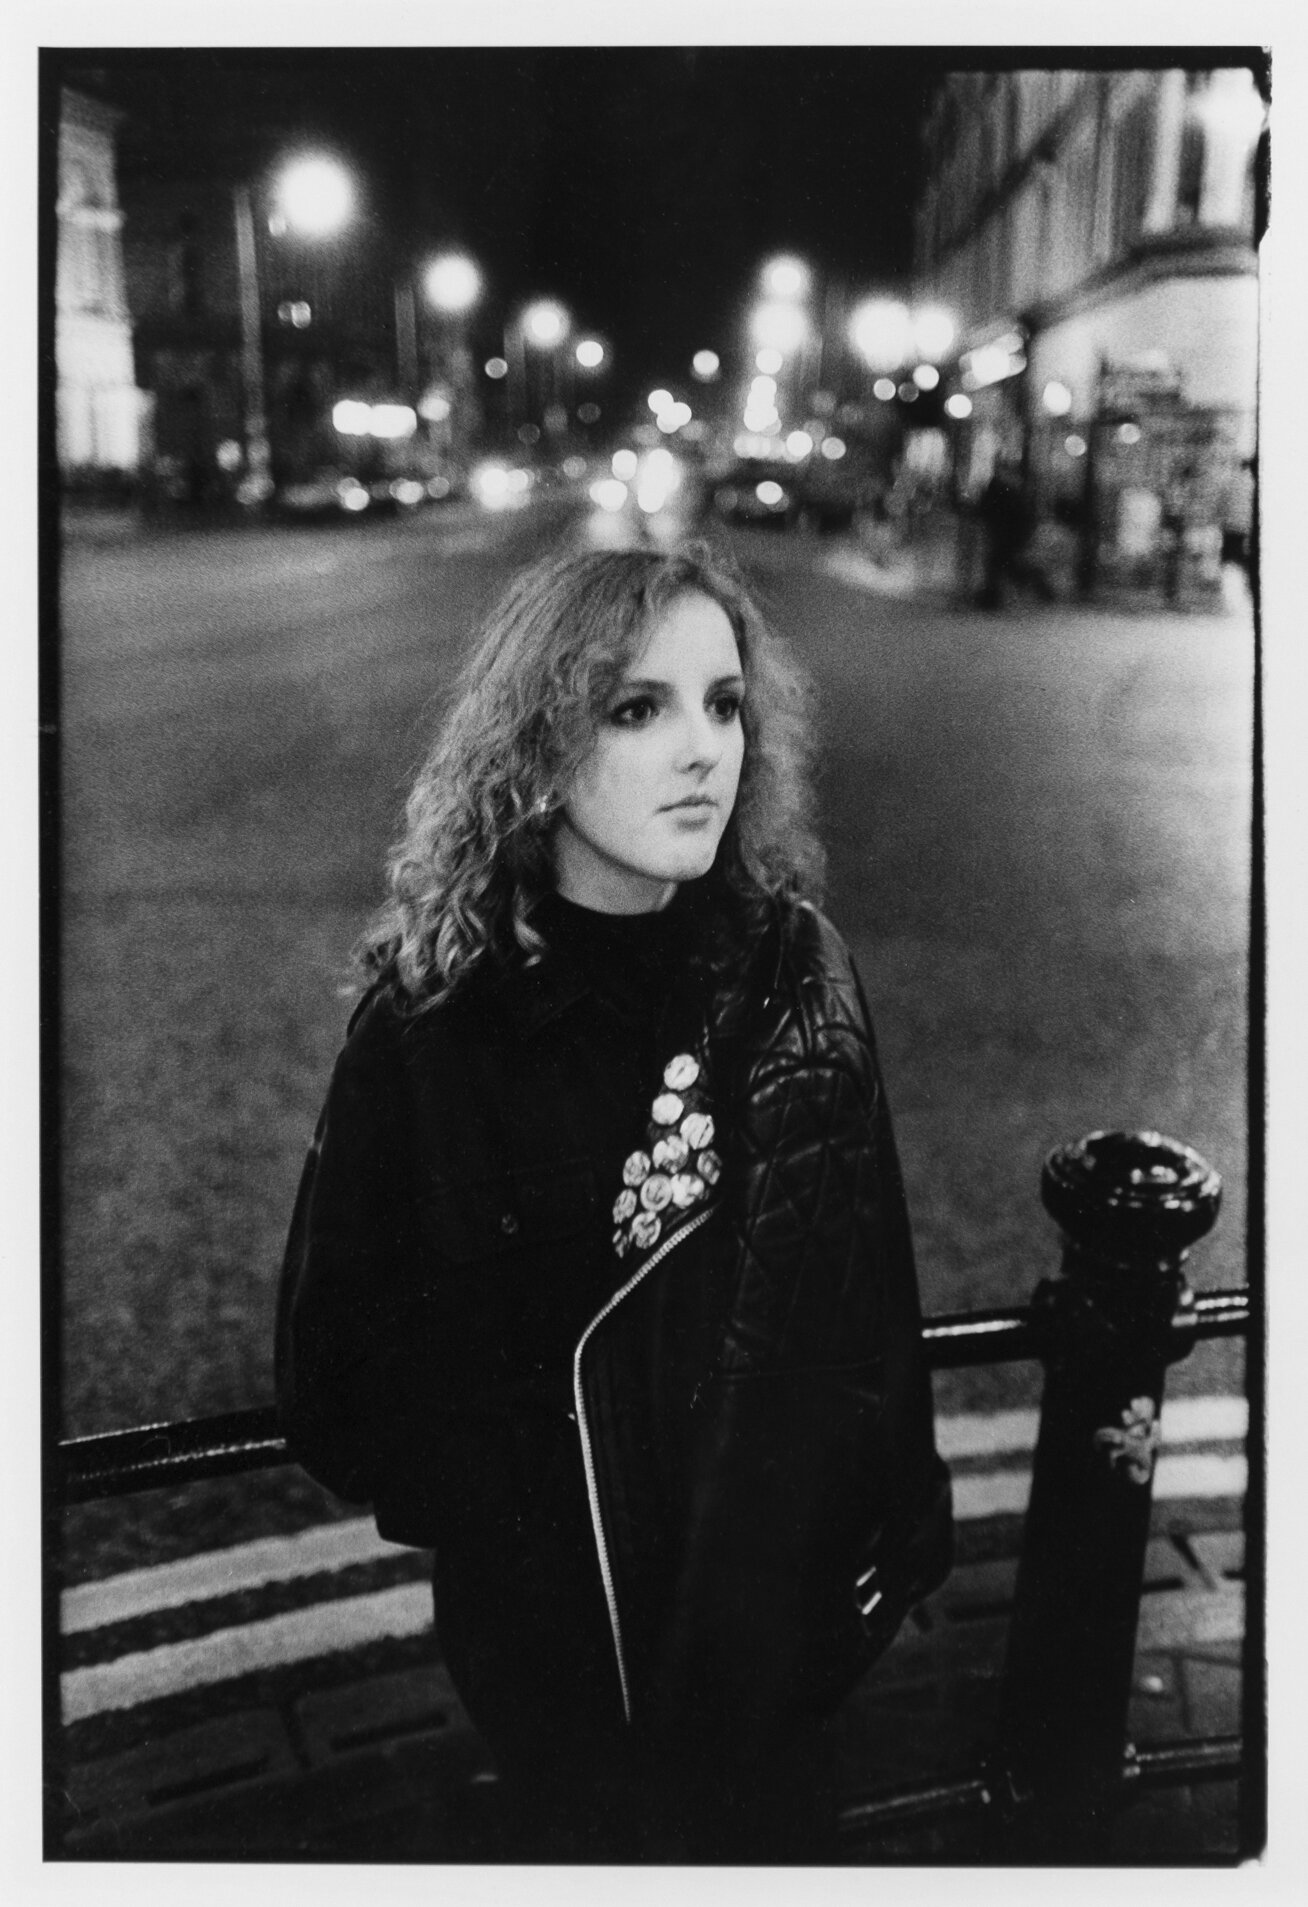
[1127,1651,1187,1743]
[1135,1583,1244,1652]
[1181,1656,1243,1737]
[293,1661,484,1770]
[62,1708,298,1827]
[1189,1529,1246,1588]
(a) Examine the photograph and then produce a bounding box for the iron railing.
[54,1129,1254,1858]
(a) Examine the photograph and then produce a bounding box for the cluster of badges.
[612,1051,722,1260]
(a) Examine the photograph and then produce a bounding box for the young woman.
[275,542,951,1861]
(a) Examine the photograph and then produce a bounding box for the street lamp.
[761,254,810,300]
[233,151,355,500]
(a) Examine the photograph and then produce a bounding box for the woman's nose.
[675,707,722,769]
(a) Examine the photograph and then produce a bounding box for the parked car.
[709,463,800,529]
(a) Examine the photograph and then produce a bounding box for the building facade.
[56,88,144,483]
[914,66,1264,586]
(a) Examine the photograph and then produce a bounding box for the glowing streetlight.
[913,305,957,363]
[912,363,940,392]
[762,255,810,300]
[849,299,912,372]
[523,300,569,347]
[423,253,482,313]
[234,151,357,505]
[575,338,605,369]
[692,349,720,381]
[750,300,809,355]
[271,155,355,237]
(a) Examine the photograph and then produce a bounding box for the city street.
[58,495,1253,1582]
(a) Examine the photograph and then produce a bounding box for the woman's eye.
[609,696,657,728]
[710,692,743,722]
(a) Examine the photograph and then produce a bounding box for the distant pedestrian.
[977,459,1056,609]
[276,542,951,1862]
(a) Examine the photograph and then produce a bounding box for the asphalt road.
[57,496,1253,1577]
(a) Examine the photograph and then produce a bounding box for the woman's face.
[553,591,746,914]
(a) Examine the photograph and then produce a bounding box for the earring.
[535,794,551,817]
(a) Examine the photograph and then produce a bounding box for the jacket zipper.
[572,1204,715,1725]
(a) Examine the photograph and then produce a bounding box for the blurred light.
[1042,380,1073,417]
[754,348,784,375]
[897,383,919,403]
[418,390,452,423]
[750,301,808,354]
[576,338,605,369]
[647,389,674,414]
[644,448,678,478]
[749,374,778,399]
[810,389,836,416]
[473,462,512,506]
[913,305,956,361]
[423,254,481,312]
[273,156,354,237]
[743,409,780,434]
[755,481,785,507]
[332,400,373,435]
[762,256,809,299]
[337,478,370,512]
[517,422,541,445]
[590,477,628,512]
[912,363,940,391]
[944,393,973,420]
[963,341,1026,388]
[785,430,814,460]
[1117,422,1142,445]
[523,300,569,346]
[390,478,427,507]
[427,475,452,498]
[484,357,509,379]
[612,449,638,479]
[692,350,720,380]
[1064,434,1088,458]
[872,378,896,402]
[507,468,531,493]
[849,299,911,371]
[656,414,679,434]
[215,439,242,472]
[820,436,846,460]
[277,300,312,328]
[562,455,588,480]
[577,401,601,424]
[1189,68,1267,146]
[369,404,418,440]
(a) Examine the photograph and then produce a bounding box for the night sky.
[56,46,943,416]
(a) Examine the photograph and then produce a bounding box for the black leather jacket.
[276,896,951,1736]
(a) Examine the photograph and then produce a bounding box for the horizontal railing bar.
[835,1734,1244,1844]
[55,1289,1250,1506]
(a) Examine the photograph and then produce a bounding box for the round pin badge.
[664,1054,700,1092]
[653,1133,690,1172]
[640,1173,672,1212]
[652,1092,684,1127]
[613,1188,638,1223]
[681,1112,714,1150]
[631,1211,662,1250]
[622,1151,651,1187]
[697,1149,722,1186]
[669,1173,705,1208]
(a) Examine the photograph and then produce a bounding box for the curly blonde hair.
[361,540,825,1007]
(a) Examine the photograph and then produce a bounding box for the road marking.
[936,1395,1248,1461]
[62,1518,398,1635]
[62,1583,434,1724]
[61,1398,1249,1637]
[952,1452,1247,1521]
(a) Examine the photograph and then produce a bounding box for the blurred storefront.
[914,66,1265,597]
[56,88,146,490]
